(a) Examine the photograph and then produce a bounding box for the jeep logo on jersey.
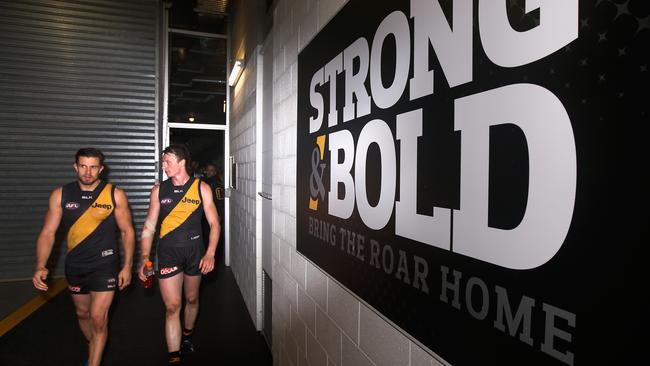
[161,197,173,205]
[181,197,200,205]
[65,202,80,210]
[91,202,112,210]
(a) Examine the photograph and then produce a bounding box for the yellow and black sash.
[160,178,201,239]
[67,183,114,252]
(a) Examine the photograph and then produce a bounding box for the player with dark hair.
[33,147,135,366]
[139,144,221,364]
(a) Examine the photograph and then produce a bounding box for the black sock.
[182,327,193,342]
[168,351,181,363]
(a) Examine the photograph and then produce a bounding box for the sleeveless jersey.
[157,177,204,247]
[61,181,118,266]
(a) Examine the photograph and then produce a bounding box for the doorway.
[161,1,230,266]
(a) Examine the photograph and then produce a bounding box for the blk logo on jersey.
[161,197,173,205]
[65,202,80,210]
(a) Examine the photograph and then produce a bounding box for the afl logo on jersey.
[65,202,80,210]
[161,197,173,205]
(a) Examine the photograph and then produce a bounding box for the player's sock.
[180,328,194,355]
[168,351,181,364]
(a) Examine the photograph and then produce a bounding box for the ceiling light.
[228,59,243,87]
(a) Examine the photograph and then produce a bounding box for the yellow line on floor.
[0,278,68,337]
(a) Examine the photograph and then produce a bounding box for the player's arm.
[199,181,220,274]
[114,187,135,290]
[33,187,63,291]
[138,184,160,281]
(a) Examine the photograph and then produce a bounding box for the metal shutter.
[0,0,158,280]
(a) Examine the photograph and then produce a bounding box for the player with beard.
[32,147,135,366]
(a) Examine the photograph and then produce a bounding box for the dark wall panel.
[0,0,158,280]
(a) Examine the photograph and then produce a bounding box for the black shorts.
[156,244,205,279]
[65,261,119,295]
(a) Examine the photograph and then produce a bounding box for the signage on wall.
[297,1,644,364]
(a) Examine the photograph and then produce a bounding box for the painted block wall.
[229,0,263,325]
[269,0,444,365]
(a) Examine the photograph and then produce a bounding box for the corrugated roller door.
[0,0,158,280]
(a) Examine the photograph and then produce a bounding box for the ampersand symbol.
[310,147,326,200]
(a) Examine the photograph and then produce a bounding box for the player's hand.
[118,266,132,290]
[137,261,148,282]
[199,254,215,274]
[32,267,49,291]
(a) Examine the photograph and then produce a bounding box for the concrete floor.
[0,264,271,365]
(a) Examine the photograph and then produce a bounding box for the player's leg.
[180,243,205,355]
[87,290,114,366]
[181,273,201,354]
[71,293,92,340]
[70,293,92,362]
[159,271,184,363]
[68,268,92,363]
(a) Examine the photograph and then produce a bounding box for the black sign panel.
[297,1,645,364]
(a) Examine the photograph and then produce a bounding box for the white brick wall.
[230,46,260,323]
[269,1,446,365]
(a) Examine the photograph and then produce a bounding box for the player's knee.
[185,294,199,306]
[165,300,182,315]
[76,308,90,320]
[90,313,107,330]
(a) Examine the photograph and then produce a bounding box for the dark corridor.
[0,263,271,366]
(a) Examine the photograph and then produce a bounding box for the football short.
[65,260,119,295]
[156,243,205,279]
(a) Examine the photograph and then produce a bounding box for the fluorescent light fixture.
[228,59,243,86]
